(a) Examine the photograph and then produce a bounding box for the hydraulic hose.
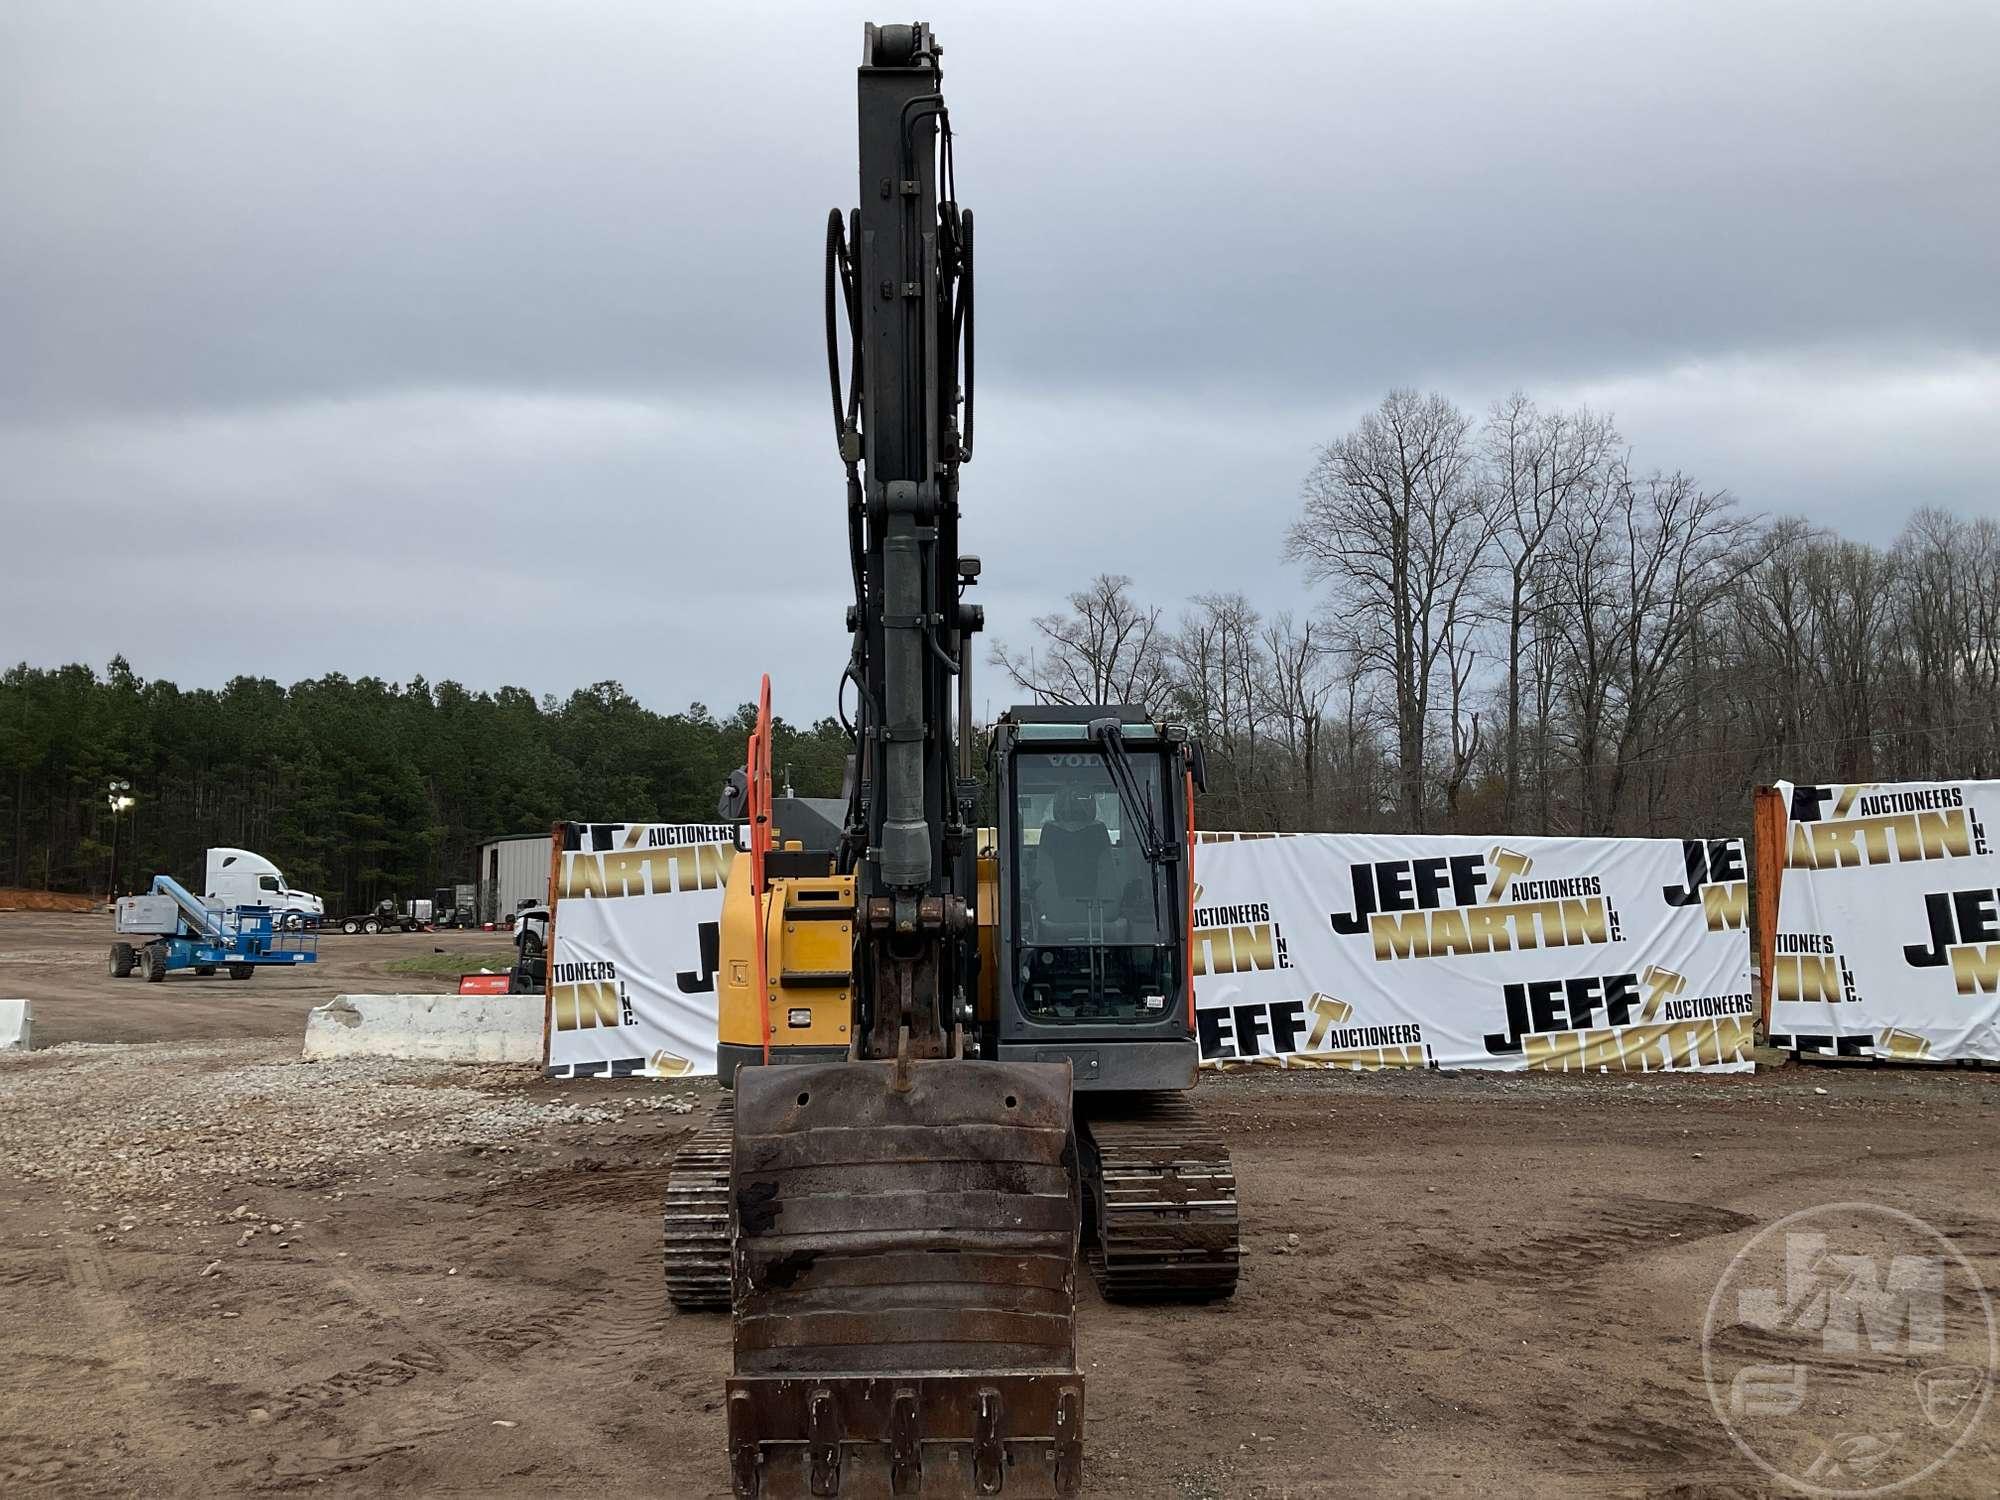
[823,209,851,452]
[958,209,974,462]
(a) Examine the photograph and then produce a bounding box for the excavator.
[662,24,1240,1496]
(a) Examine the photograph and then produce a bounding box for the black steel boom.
[830,20,982,1061]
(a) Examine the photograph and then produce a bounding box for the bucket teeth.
[808,1387,841,1495]
[724,1374,1086,1499]
[889,1388,920,1494]
[972,1388,1003,1494]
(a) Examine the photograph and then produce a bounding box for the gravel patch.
[0,1038,696,1199]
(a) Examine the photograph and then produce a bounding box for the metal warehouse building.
[476,832,552,925]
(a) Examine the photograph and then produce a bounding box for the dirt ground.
[1,911,1996,1497]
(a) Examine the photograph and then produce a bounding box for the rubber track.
[1079,1093,1240,1302]
[663,1095,734,1311]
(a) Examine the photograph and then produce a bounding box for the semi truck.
[202,848,324,930]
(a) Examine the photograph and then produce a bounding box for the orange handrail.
[748,675,774,1063]
[1185,768,1198,1035]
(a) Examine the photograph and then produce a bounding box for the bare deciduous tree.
[1285,390,1496,831]
[1485,394,1620,825]
[1259,612,1339,830]
[989,573,1174,714]
[1593,467,1771,833]
[984,384,1990,843]
[1167,593,1268,827]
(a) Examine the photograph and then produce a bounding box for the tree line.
[992,387,2000,838]
[0,663,849,908]
[11,385,1989,902]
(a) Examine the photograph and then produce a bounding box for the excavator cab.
[992,707,1202,1093]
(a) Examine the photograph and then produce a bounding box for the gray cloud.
[5,1,1996,716]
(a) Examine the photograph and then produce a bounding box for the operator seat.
[1037,789,1113,932]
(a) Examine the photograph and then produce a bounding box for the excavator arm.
[723,24,1084,1498]
[830,18,982,1059]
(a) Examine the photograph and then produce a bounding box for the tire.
[140,944,168,983]
[341,919,360,935]
[229,964,254,982]
[362,918,381,935]
[109,942,135,978]
[285,912,304,931]
[519,930,544,961]
[194,964,217,977]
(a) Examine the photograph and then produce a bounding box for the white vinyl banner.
[544,823,738,1079]
[1769,780,2000,1063]
[1192,833,1755,1073]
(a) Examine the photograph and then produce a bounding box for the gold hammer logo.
[1305,993,1356,1049]
[1488,846,1534,903]
[1640,965,1687,1020]
[1875,1027,1932,1061]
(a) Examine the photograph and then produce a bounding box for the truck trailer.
[333,898,425,935]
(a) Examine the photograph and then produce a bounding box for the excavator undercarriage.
[667,1094,1241,1316]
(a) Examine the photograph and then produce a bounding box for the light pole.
[106,780,134,906]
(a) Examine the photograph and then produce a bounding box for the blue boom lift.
[111,875,319,982]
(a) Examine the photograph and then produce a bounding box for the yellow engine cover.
[716,839,1004,1064]
[717,857,855,1055]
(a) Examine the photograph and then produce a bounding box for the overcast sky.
[5,1,1996,721]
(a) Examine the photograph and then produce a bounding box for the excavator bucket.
[728,1057,1083,1498]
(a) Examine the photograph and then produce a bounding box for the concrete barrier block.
[0,999,31,1050]
[303,992,540,1065]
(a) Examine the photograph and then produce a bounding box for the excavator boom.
[682,23,1241,1495]
[722,23,1084,1497]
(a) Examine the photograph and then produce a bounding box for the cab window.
[1009,749,1176,1023]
